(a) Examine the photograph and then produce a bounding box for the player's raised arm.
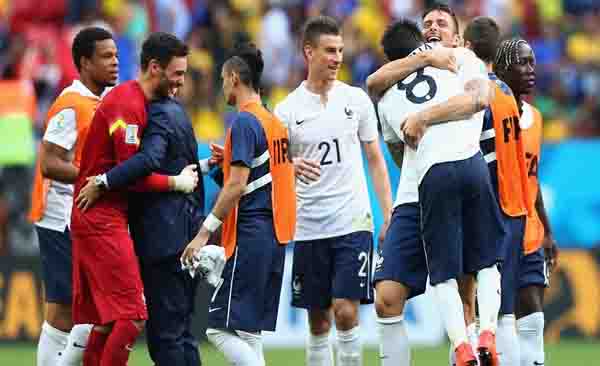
[401,50,493,147]
[366,46,457,100]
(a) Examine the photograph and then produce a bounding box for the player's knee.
[374,292,405,318]
[374,281,409,318]
[309,317,331,335]
[332,300,358,330]
[45,302,73,332]
[517,286,544,318]
[308,309,332,335]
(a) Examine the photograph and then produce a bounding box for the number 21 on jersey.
[318,138,342,165]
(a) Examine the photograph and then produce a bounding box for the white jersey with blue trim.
[274,80,379,241]
[382,43,489,185]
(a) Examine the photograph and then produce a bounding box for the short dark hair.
[463,17,500,63]
[224,43,264,92]
[72,27,113,72]
[381,19,425,61]
[301,16,341,48]
[140,32,189,71]
[422,2,460,36]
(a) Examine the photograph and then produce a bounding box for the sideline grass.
[1,340,597,365]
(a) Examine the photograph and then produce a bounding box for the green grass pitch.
[1,340,598,365]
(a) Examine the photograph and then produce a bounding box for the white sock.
[236,330,265,366]
[336,326,362,366]
[377,315,410,366]
[433,279,468,349]
[467,322,479,354]
[517,312,544,366]
[207,328,262,366]
[58,324,92,366]
[477,265,502,333]
[37,321,68,366]
[307,332,333,366]
[497,314,520,366]
[448,322,479,366]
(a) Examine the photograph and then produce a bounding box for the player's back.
[388,45,488,183]
[72,81,148,233]
[378,84,419,208]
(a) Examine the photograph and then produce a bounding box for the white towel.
[181,245,226,287]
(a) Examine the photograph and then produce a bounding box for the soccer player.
[70,32,196,366]
[28,27,117,366]
[181,42,296,366]
[376,19,506,366]
[461,18,530,366]
[494,38,558,366]
[366,3,461,100]
[274,16,393,366]
[74,36,212,364]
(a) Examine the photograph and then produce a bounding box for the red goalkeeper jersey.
[71,80,167,235]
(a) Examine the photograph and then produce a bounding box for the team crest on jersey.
[344,106,355,119]
[125,124,139,145]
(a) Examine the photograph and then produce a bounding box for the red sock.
[100,320,142,366]
[83,329,109,366]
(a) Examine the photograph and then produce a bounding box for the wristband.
[202,213,222,232]
[199,159,210,175]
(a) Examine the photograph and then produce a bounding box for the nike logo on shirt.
[208,307,222,313]
[296,120,305,125]
[73,342,86,349]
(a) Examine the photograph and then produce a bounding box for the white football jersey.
[274,80,379,241]
[378,88,419,208]
[388,44,488,184]
[36,80,110,232]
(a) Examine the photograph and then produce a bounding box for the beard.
[155,77,172,99]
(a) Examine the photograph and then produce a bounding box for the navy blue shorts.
[419,153,506,285]
[36,226,72,304]
[207,221,285,333]
[498,215,526,315]
[373,203,427,300]
[291,231,374,309]
[519,246,548,289]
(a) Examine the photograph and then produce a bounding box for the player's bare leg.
[333,298,362,366]
[375,280,410,366]
[516,286,545,366]
[307,308,334,366]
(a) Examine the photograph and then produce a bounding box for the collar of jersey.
[299,80,339,103]
[519,101,534,130]
[60,80,111,100]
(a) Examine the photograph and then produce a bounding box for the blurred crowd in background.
[0,0,599,255]
[3,0,600,141]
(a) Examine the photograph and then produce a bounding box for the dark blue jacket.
[106,97,205,263]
